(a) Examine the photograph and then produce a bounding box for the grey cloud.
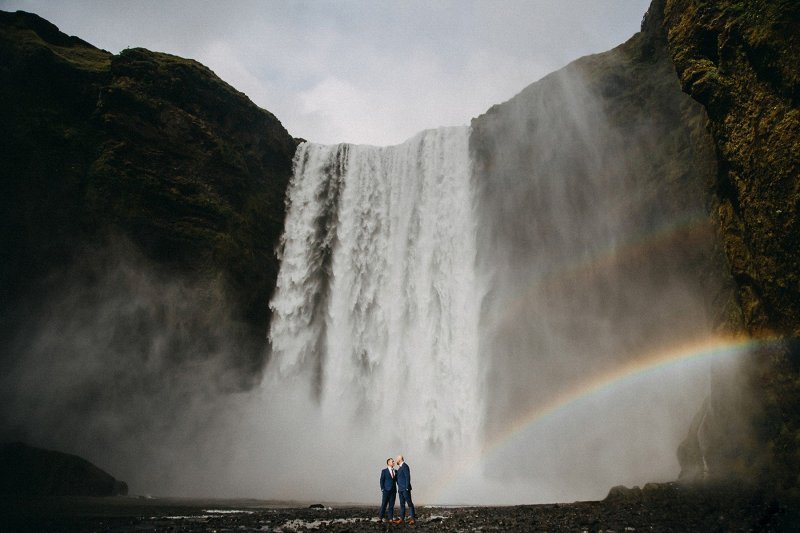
[2,0,650,144]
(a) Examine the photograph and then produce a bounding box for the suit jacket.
[380,467,397,492]
[396,462,412,491]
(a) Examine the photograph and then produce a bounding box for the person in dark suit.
[378,457,397,523]
[395,454,416,524]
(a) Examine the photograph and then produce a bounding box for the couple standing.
[379,455,416,524]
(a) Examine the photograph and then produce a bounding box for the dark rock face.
[469,0,719,447]
[664,0,799,336]
[0,10,298,381]
[0,442,128,497]
[0,10,298,489]
[660,0,800,493]
[92,47,298,346]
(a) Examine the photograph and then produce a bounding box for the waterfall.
[264,49,721,505]
[269,126,482,451]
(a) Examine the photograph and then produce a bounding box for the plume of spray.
[262,127,484,503]
[459,40,726,502]
[0,239,255,495]
[247,36,733,504]
[0,28,760,505]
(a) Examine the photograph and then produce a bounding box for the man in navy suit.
[395,455,416,524]
[378,457,397,523]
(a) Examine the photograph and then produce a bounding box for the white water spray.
[263,49,723,504]
[269,127,482,456]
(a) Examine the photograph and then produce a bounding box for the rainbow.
[490,214,715,336]
[430,334,766,502]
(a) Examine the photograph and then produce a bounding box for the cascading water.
[0,9,760,507]
[263,42,725,505]
[269,127,482,455]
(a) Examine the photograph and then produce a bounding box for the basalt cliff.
[662,0,800,496]
[0,10,297,386]
[0,10,298,479]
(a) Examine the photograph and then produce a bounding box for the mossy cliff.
[665,0,799,336]
[658,0,800,493]
[0,11,298,384]
[0,442,128,497]
[469,0,720,452]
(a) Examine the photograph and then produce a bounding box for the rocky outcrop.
[0,10,298,382]
[0,11,300,483]
[660,0,800,493]
[469,0,719,438]
[0,442,128,496]
[664,0,799,336]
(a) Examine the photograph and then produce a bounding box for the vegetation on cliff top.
[0,10,299,381]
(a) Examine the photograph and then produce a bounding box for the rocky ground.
[3,483,797,532]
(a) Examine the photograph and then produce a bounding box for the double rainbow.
[431,335,762,502]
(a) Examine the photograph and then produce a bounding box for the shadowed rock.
[0,9,298,385]
[0,442,128,497]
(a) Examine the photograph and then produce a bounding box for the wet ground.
[3,482,797,532]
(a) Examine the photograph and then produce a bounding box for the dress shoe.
[406,518,416,524]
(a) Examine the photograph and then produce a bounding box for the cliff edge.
[0,10,298,384]
[660,0,800,495]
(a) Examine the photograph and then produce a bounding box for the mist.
[0,239,253,495]
[0,10,758,506]
[466,37,723,501]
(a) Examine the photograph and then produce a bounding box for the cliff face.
[660,0,800,493]
[0,11,300,477]
[470,0,800,495]
[469,0,721,465]
[0,10,298,381]
[0,442,127,497]
[665,0,799,337]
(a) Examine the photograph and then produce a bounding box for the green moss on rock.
[662,0,800,494]
[0,10,299,381]
[665,0,800,337]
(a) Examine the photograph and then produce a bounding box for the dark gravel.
[3,482,797,532]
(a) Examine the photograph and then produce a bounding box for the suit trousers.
[398,489,415,519]
[380,489,396,519]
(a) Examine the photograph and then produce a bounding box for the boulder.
[0,442,128,497]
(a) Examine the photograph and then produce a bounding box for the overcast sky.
[3,0,651,145]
